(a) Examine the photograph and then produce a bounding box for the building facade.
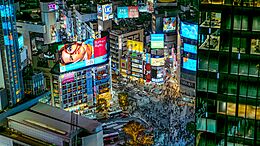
[0,0,24,106]
[196,1,260,145]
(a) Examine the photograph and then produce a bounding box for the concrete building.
[109,29,144,74]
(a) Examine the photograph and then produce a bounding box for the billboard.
[128,6,139,18]
[183,57,197,71]
[102,3,113,21]
[145,63,151,82]
[97,4,102,20]
[138,3,148,12]
[180,22,198,40]
[184,43,197,54]
[117,7,128,18]
[163,17,176,33]
[48,3,58,11]
[127,40,143,52]
[151,34,164,48]
[61,72,75,84]
[94,37,108,64]
[147,0,154,13]
[59,39,94,73]
[97,3,113,21]
[151,58,165,66]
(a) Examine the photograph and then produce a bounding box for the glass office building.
[196,0,260,145]
[0,0,24,105]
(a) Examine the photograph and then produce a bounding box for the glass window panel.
[233,15,248,30]
[238,104,246,118]
[249,61,259,77]
[239,61,249,75]
[208,78,218,92]
[198,77,208,91]
[239,82,247,97]
[209,57,218,72]
[248,84,257,98]
[231,60,239,74]
[227,102,236,116]
[251,39,260,55]
[198,54,209,71]
[252,16,260,31]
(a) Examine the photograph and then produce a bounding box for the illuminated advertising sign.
[61,72,75,84]
[48,3,57,11]
[117,7,128,18]
[151,58,165,66]
[18,35,24,49]
[151,34,164,48]
[58,39,94,73]
[145,63,151,82]
[147,0,154,13]
[183,58,197,71]
[163,17,176,33]
[94,37,108,64]
[102,3,113,21]
[180,22,198,40]
[127,40,143,52]
[138,3,148,12]
[97,4,102,20]
[128,6,139,18]
[184,43,197,54]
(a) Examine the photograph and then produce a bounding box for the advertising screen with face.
[180,22,198,40]
[147,0,154,13]
[117,7,128,18]
[183,57,197,71]
[59,39,94,73]
[94,37,108,64]
[128,6,139,18]
[163,17,176,33]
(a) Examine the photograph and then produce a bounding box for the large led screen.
[180,22,198,40]
[102,3,113,21]
[183,57,197,71]
[94,37,108,64]
[184,43,197,54]
[128,6,139,18]
[127,40,143,52]
[151,34,164,48]
[117,7,128,18]
[151,57,165,66]
[163,17,176,33]
[147,0,154,13]
[59,39,94,73]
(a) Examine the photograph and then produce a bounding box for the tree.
[123,121,154,146]
[118,92,129,111]
[96,98,109,118]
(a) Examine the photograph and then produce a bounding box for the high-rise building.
[196,1,260,145]
[0,0,24,106]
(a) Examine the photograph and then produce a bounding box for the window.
[251,39,260,55]
[252,16,260,31]
[233,15,248,30]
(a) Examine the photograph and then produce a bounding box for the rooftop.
[7,103,102,139]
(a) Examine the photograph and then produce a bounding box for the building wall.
[8,120,65,146]
[82,130,103,146]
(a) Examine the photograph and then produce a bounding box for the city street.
[112,76,195,146]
